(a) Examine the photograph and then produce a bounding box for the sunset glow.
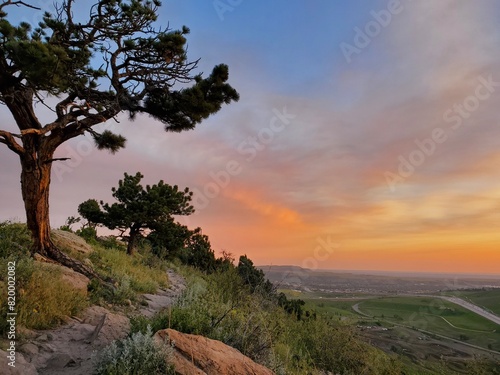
[2,1,500,274]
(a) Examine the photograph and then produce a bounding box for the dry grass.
[0,222,170,331]
[0,258,88,330]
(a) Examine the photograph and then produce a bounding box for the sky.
[2,0,500,274]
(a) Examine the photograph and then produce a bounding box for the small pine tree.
[237,255,274,296]
[79,172,194,255]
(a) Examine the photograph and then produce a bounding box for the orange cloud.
[223,187,303,225]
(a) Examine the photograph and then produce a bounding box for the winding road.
[354,295,500,326]
[352,302,371,317]
[438,295,500,326]
[352,296,500,355]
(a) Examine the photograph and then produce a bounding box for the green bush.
[93,326,175,375]
[76,226,98,244]
[0,221,32,259]
[99,236,125,250]
[110,275,136,305]
[237,255,274,296]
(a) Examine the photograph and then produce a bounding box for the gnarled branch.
[0,0,40,11]
[0,129,24,155]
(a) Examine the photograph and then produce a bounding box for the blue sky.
[2,1,500,273]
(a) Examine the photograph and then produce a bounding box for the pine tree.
[79,172,194,255]
[0,1,239,278]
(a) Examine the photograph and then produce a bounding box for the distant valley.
[258,265,500,295]
[259,265,500,374]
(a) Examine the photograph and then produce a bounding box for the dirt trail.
[18,268,186,375]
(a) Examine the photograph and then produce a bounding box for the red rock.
[154,328,275,375]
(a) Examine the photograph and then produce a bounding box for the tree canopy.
[0,0,238,278]
[79,172,193,254]
[0,0,239,149]
[237,255,274,296]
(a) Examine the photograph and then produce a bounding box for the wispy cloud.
[2,1,500,272]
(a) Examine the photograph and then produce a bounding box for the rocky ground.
[1,268,186,375]
[1,230,277,374]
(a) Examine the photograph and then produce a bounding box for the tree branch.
[0,0,41,11]
[44,157,70,164]
[21,121,62,136]
[52,107,119,148]
[0,129,24,155]
[56,93,77,118]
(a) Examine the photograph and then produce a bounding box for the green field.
[279,289,364,321]
[278,288,372,299]
[357,296,500,351]
[279,290,500,350]
[303,298,360,321]
[278,291,500,372]
[442,289,500,316]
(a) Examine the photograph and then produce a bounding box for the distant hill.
[257,265,500,294]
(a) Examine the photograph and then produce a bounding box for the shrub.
[88,245,169,296]
[76,226,98,244]
[237,255,274,296]
[97,235,126,250]
[93,326,175,375]
[281,317,402,375]
[0,221,32,259]
[110,275,136,305]
[178,229,218,273]
[0,258,88,331]
[134,265,403,375]
[147,219,191,260]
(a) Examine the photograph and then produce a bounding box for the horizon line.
[256,264,500,277]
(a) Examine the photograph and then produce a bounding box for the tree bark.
[1,84,103,280]
[127,227,140,255]
[19,145,102,281]
[20,149,52,257]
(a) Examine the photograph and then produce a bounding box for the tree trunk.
[127,227,139,255]
[20,149,102,281]
[3,85,107,283]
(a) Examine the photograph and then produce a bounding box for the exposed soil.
[13,268,186,375]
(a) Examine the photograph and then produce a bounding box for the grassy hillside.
[443,289,500,316]
[131,265,403,375]
[1,221,497,374]
[279,290,500,374]
[0,222,170,331]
